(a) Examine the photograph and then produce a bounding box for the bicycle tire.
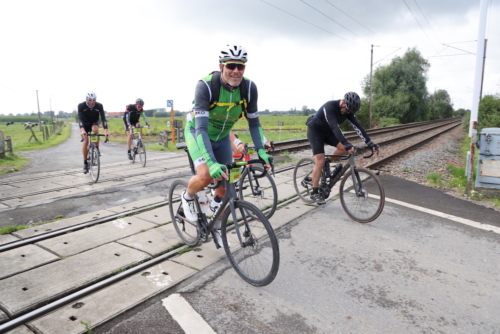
[221,200,280,286]
[339,168,385,223]
[139,140,146,167]
[238,166,278,219]
[89,146,100,183]
[169,179,200,246]
[293,157,316,203]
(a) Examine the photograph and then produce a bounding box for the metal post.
[36,90,42,131]
[369,45,373,128]
[479,39,488,100]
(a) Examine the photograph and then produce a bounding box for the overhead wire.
[323,0,378,36]
[259,0,360,46]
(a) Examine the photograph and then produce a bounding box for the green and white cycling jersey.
[185,72,267,168]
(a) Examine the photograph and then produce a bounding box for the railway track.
[0,117,464,333]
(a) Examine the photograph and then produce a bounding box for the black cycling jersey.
[123,104,148,127]
[78,101,108,129]
[308,100,371,148]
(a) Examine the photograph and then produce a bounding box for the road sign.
[167,121,171,127]
[167,100,174,108]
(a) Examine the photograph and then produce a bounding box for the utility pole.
[36,90,42,131]
[466,0,488,190]
[50,98,53,123]
[369,45,379,129]
[479,39,488,100]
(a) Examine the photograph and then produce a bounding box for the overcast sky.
[1,0,498,116]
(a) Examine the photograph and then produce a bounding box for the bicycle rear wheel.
[221,200,280,286]
[238,166,278,219]
[169,179,200,246]
[138,140,146,167]
[89,147,100,183]
[339,168,385,223]
[293,157,315,203]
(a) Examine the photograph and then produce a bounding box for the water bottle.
[196,190,210,215]
[209,195,222,217]
[331,164,342,178]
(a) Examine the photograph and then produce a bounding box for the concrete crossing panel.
[106,196,166,213]
[0,245,60,279]
[36,217,157,256]
[117,223,182,256]
[132,206,170,225]
[172,242,227,271]
[12,210,116,239]
[0,243,149,317]
[29,260,196,334]
[0,234,20,246]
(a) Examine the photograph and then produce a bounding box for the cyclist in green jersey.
[182,44,271,247]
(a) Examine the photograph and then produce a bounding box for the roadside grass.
[0,215,65,234]
[0,123,71,173]
[0,153,29,174]
[0,225,28,235]
[428,135,499,209]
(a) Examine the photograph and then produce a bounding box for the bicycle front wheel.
[238,166,278,219]
[339,168,385,223]
[138,140,146,167]
[293,157,315,203]
[89,147,100,183]
[221,200,280,286]
[169,179,200,246]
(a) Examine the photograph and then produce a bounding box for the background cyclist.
[182,44,271,247]
[123,98,150,160]
[306,92,379,204]
[78,91,109,173]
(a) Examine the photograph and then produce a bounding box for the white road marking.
[162,293,216,334]
[386,197,500,234]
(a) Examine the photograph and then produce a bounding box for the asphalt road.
[97,180,500,334]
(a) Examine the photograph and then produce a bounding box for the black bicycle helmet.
[136,98,144,106]
[344,92,361,113]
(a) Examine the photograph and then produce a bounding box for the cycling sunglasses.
[224,62,246,71]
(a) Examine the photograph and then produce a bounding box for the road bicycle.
[81,133,108,183]
[169,142,280,286]
[293,146,385,223]
[131,126,147,167]
[233,142,278,219]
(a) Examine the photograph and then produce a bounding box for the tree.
[301,105,310,116]
[429,89,453,119]
[363,47,430,124]
[477,94,500,132]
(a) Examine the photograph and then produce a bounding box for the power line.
[259,0,358,45]
[323,0,378,36]
[300,0,370,44]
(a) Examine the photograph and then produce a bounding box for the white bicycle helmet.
[219,44,248,63]
[86,91,97,101]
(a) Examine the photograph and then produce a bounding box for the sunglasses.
[224,62,246,71]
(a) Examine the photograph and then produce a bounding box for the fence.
[0,130,13,158]
[28,121,65,143]
[158,129,185,147]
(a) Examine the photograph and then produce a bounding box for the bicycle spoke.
[339,168,385,223]
[293,158,315,203]
[238,166,277,219]
[222,200,279,286]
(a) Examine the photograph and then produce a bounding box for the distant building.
[106,112,123,118]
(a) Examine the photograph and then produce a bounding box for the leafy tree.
[301,105,310,116]
[363,47,430,124]
[429,89,453,119]
[454,108,469,117]
[477,94,500,132]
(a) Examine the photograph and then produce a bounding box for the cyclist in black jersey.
[78,91,109,173]
[306,92,379,204]
[123,98,150,160]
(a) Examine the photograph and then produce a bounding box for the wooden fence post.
[0,130,5,158]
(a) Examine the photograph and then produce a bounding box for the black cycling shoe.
[310,193,326,205]
[128,152,133,160]
[83,163,89,174]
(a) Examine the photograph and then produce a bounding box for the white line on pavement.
[162,293,216,334]
[386,197,500,235]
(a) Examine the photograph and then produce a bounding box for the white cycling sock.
[183,192,194,201]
